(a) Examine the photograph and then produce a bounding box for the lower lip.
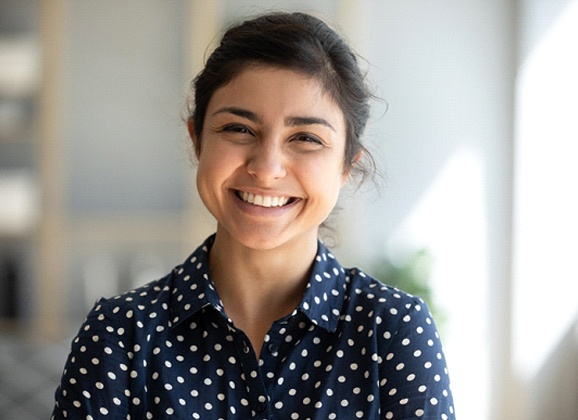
[230,190,298,216]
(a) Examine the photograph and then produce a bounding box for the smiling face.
[191,66,349,252]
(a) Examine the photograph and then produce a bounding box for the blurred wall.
[512,0,578,418]
[64,0,188,214]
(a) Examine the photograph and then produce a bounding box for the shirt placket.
[258,316,306,418]
[228,323,271,419]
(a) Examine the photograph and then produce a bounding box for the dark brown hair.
[188,11,375,182]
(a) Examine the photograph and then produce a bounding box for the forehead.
[207,65,345,127]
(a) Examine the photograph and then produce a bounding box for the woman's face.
[191,66,349,251]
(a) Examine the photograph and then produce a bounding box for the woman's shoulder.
[344,266,423,307]
[90,236,215,319]
[77,272,176,341]
[95,271,175,314]
[341,266,433,328]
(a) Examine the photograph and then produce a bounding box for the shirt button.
[256,401,266,412]
[268,343,278,353]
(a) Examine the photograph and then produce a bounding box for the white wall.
[512,0,578,417]
[332,2,515,419]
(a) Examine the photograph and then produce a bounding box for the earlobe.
[340,168,350,186]
[341,151,363,186]
[187,118,201,157]
[352,151,363,166]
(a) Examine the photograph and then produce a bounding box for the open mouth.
[235,190,296,208]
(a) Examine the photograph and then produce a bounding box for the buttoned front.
[52,235,455,419]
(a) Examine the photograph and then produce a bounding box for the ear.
[341,151,363,186]
[187,118,201,157]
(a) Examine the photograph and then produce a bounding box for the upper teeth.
[240,191,290,207]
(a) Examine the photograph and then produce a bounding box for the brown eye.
[293,133,323,145]
[223,124,253,135]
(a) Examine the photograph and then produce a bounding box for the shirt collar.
[296,242,346,332]
[168,235,227,328]
[169,235,346,332]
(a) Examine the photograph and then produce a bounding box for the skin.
[188,65,352,356]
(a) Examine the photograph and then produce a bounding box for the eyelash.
[222,124,252,135]
[221,124,323,145]
[292,133,323,145]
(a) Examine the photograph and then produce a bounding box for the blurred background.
[0,0,577,418]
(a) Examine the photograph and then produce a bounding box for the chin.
[235,232,293,252]
[223,224,319,253]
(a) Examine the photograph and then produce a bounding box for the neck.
[208,227,318,354]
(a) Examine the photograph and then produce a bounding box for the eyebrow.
[211,106,336,132]
[212,107,261,123]
[285,116,336,132]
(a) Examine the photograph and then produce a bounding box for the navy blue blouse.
[52,235,455,419]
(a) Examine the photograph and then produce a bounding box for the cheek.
[196,143,242,185]
[305,162,345,198]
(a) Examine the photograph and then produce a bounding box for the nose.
[246,142,287,181]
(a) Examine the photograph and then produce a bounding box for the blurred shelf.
[0,171,39,237]
[0,36,41,99]
[0,98,36,143]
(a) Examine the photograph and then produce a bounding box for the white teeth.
[239,191,290,208]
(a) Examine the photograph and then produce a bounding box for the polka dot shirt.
[52,235,455,419]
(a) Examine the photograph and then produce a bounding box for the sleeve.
[51,298,131,419]
[378,298,455,419]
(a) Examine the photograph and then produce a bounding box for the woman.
[53,12,455,419]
